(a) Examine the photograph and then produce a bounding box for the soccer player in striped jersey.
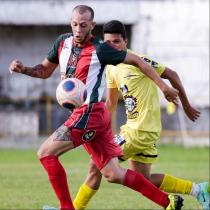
[73,20,209,210]
[9,5,184,210]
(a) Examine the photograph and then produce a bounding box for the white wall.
[0,111,39,137]
[132,0,209,107]
[0,0,209,107]
[0,0,139,25]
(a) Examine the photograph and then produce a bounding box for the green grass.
[0,145,209,209]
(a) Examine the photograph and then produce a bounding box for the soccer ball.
[56,78,87,109]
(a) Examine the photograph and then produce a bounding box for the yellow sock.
[73,184,97,210]
[160,174,193,194]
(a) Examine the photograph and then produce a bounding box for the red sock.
[123,169,169,209]
[40,155,75,210]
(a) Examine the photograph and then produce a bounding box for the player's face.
[71,11,96,44]
[104,33,127,51]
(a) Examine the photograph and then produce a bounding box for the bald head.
[70,5,96,44]
[72,5,94,20]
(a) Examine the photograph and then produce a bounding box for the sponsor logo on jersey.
[82,130,96,141]
[123,72,138,79]
[141,57,159,68]
[120,84,129,94]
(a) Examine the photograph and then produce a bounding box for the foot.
[197,182,210,210]
[166,194,184,210]
[43,205,58,210]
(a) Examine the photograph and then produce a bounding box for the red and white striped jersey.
[47,33,126,105]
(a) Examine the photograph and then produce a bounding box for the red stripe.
[75,45,95,85]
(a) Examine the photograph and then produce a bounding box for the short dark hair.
[73,5,94,20]
[103,20,127,40]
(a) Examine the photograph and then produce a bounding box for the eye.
[113,40,121,44]
[80,23,88,28]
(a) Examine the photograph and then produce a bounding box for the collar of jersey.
[73,36,94,48]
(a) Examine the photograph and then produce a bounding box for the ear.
[91,21,96,30]
[125,38,128,47]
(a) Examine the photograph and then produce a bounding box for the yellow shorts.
[115,125,160,164]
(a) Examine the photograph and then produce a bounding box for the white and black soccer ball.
[56,78,87,109]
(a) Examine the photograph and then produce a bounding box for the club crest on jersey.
[124,95,137,112]
[82,130,96,142]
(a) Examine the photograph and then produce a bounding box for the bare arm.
[9,58,58,79]
[123,53,179,102]
[161,67,200,121]
[105,88,119,112]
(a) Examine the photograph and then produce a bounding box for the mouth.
[75,35,83,42]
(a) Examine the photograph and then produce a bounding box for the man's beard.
[75,29,91,44]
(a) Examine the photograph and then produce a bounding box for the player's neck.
[74,35,93,47]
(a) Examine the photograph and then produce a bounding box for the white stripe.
[84,50,106,104]
[59,36,73,78]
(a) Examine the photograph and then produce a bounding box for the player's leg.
[158,174,209,210]
[38,124,75,210]
[129,160,194,199]
[128,135,209,210]
[100,157,183,210]
[73,160,102,210]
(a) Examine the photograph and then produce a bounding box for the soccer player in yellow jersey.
[73,20,209,210]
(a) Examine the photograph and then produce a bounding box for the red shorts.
[64,102,123,170]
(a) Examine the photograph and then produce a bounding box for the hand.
[9,59,25,74]
[183,105,201,122]
[162,85,179,103]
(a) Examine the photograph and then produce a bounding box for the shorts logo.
[82,130,96,142]
[114,134,126,146]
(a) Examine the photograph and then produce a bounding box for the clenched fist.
[9,59,26,74]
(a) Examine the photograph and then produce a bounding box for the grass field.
[0,144,209,209]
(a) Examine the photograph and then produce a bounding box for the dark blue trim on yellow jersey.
[136,153,158,158]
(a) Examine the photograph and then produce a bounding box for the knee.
[89,167,101,179]
[85,162,102,189]
[103,171,122,184]
[37,137,51,159]
[37,147,44,159]
[143,174,151,181]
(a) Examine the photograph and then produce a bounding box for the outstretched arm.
[123,53,179,103]
[9,58,58,79]
[161,67,200,121]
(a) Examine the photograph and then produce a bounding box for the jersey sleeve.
[96,42,127,65]
[106,65,118,89]
[47,33,71,64]
[140,55,165,76]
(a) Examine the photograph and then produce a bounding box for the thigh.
[83,130,123,170]
[38,124,75,158]
[120,127,160,164]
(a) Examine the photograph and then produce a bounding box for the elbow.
[42,74,51,79]
[164,68,179,81]
[170,71,180,82]
[42,71,53,79]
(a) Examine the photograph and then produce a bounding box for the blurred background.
[0,0,209,148]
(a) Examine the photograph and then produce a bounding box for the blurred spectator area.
[0,0,209,145]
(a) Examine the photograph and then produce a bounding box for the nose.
[75,25,82,33]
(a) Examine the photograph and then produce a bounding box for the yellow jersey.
[106,49,165,132]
